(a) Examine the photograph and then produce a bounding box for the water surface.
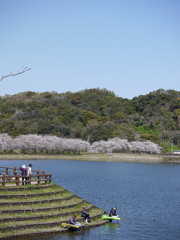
[1,159,180,240]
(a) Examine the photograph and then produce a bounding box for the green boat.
[102,214,121,221]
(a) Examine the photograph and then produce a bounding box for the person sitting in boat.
[109,207,118,217]
[69,215,81,226]
[81,206,91,223]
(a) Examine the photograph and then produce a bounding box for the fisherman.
[81,206,91,223]
[69,215,77,225]
[109,207,118,217]
[69,215,82,226]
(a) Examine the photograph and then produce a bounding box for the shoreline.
[0,153,165,163]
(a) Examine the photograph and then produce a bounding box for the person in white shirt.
[26,164,33,184]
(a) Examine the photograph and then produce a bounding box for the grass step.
[0,184,63,195]
[0,193,75,206]
[0,183,54,192]
[0,203,94,223]
[0,219,109,239]
[0,211,103,232]
[0,190,65,199]
[0,181,108,239]
[0,198,85,215]
[0,197,83,213]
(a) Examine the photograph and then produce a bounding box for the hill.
[0,88,180,152]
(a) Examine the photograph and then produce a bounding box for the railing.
[0,166,52,186]
[0,166,45,176]
[158,153,180,157]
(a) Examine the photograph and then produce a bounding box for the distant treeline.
[0,88,180,151]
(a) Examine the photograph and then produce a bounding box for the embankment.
[0,183,107,239]
[0,153,163,162]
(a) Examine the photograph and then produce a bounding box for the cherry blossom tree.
[0,134,15,152]
[0,134,161,155]
[88,137,162,154]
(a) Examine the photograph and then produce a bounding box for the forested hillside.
[0,88,180,152]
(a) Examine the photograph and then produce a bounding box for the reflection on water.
[0,159,180,240]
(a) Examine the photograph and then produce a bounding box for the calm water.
[1,159,180,240]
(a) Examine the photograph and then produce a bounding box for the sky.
[0,0,180,99]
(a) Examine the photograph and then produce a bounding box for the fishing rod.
[102,210,143,224]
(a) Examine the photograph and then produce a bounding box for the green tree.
[82,110,98,125]
[113,111,126,120]
[41,106,57,120]
[174,109,180,117]
[141,133,159,143]
[171,131,180,145]
[27,91,36,97]
[27,101,39,110]
[170,97,180,111]
[71,95,81,105]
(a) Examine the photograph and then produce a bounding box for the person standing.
[19,164,27,185]
[26,164,33,184]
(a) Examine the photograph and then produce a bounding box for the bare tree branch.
[0,67,31,81]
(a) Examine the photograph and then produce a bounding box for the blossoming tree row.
[0,134,162,154]
[0,134,90,154]
[88,137,162,154]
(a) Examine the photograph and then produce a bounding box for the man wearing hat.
[69,215,82,227]
[26,164,33,185]
[109,207,118,217]
[81,206,91,223]
[69,215,77,225]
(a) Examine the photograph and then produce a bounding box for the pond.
[0,159,180,240]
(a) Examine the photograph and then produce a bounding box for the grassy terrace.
[0,207,100,228]
[0,196,81,210]
[0,184,64,194]
[0,218,107,238]
[0,192,73,204]
[0,202,92,220]
[0,183,107,239]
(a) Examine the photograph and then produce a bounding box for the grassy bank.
[0,183,107,239]
[0,153,162,162]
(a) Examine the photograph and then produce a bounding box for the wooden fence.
[0,166,52,186]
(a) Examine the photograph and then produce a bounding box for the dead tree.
[0,67,31,81]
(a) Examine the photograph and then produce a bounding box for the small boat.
[61,223,80,229]
[102,214,121,221]
[61,223,85,231]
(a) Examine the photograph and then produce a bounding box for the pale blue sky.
[0,0,180,99]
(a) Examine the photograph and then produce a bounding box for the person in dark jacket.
[69,215,77,225]
[109,207,118,217]
[69,215,82,227]
[81,206,91,223]
[19,164,27,185]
